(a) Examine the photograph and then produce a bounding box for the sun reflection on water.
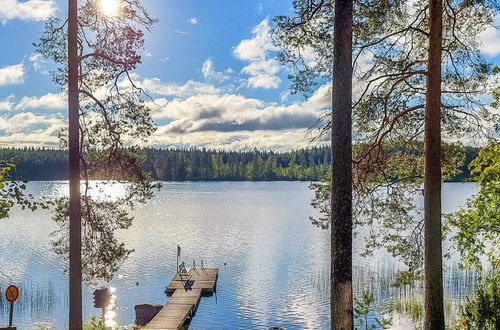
[104,286,118,328]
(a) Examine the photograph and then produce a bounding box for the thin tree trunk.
[424,0,444,326]
[68,0,82,328]
[331,0,353,327]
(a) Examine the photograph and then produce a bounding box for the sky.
[0,0,499,151]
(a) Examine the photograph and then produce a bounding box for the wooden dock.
[146,268,218,329]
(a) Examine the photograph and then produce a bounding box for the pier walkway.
[146,267,218,329]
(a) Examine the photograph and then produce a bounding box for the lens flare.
[99,0,121,17]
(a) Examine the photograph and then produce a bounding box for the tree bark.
[68,0,82,328]
[424,0,444,327]
[331,0,353,328]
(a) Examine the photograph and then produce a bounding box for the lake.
[0,181,478,329]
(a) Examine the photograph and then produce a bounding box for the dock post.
[176,245,180,273]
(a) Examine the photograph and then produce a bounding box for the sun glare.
[99,0,121,17]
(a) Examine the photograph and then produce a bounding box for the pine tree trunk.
[331,0,353,327]
[424,0,444,327]
[68,0,82,328]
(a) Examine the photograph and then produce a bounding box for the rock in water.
[135,303,163,326]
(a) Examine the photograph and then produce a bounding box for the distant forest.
[0,146,478,182]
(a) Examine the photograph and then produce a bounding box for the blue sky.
[0,0,499,150]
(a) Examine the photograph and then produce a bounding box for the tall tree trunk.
[424,0,444,327]
[331,0,353,328]
[68,0,82,328]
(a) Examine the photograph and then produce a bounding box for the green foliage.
[82,316,106,330]
[39,316,106,330]
[309,142,469,274]
[387,297,424,322]
[392,270,424,288]
[446,140,499,329]
[354,291,392,329]
[273,0,499,284]
[491,66,500,111]
[0,160,51,219]
[452,273,500,330]
[446,141,499,271]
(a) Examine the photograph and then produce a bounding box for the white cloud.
[234,19,282,89]
[280,90,291,102]
[119,75,221,97]
[234,19,278,61]
[241,59,280,76]
[0,111,65,147]
[188,18,198,24]
[247,75,281,89]
[145,89,328,135]
[0,112,64,134]
[479,15,500,57]
[305,83,331,109]
[0,84,333,151]
[0,92,67,111]
[0,63,24,86]
[202,58,231,82]
[201,59,214,78]
[29,53,49,73]
[0,0,57,24]
[15,92,66,110]
[145,129,317,152]
[0,95,15,111]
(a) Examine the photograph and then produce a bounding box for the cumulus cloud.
[479,15,500,56]
[234,19,282,89]
[0,92,67,111]
[0,85,333,150]
[188,18,198,24]
[247,75,281,89]
[0,111,65,147]
[0,95,15,111]
[0,0,57,24]
[16,92,67,110]
[119,75,221,97]
[0,112,64,134]
[145,85,331,136]
[234,19,278,61]
[0,63,24,86]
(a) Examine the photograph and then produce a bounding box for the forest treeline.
[0,146,478,182]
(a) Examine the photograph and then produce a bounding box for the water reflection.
[104,287,118,328]
[0,181,480,329]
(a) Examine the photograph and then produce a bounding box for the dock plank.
[146,268,218,329]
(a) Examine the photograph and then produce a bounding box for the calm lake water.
[0,181,477,329]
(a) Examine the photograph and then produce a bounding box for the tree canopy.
[35,0,158,281]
